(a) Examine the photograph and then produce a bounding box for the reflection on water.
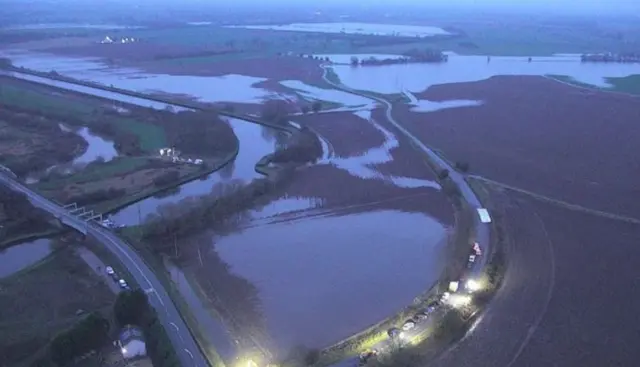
[329,54,640,94]
[212,210,448,355]
[110,119,281,224]
[0,239,52,278]
[59,124,118,165]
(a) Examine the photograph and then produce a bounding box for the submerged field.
[393,75,640,219]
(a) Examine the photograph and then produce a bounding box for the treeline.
[271,127,323,164]
[114,290,180,367]
[43,312,110,366]
[142,127,322,241]
[581,53,640,63]
[0,106,86,177]
[142,171,292,242]
[0,185,51,241]
[350,49,448,67]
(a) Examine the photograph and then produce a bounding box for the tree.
[350,56,360,66]
[311,101,322,113]
[304,349,320,365]
[455,161,470,173]
[438,169,450,180]
[301,105,310,114]
[114,289,151,327]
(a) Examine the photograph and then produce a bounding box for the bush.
[438,169,450,180]
[49,312,110,366]
[455,161,470,173]
[304,349,320,365]
[114,289,151,327]
[153,170,181,187]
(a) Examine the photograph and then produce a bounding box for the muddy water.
[206,209,448,356]
[328,54,640,94]
[0,239,52,278]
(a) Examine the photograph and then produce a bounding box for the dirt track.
[394,75,640,219]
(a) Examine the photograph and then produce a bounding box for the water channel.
[0,238,52,278]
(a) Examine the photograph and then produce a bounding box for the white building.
[118,325,146,359]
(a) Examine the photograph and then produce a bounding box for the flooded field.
[59,124,117,165]
[110,118,286,224]
[0,239,52,278]
[197,209,448,356]
[227,22,451,37]
[329,54,640,94]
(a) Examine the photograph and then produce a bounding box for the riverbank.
[0,228,63,250]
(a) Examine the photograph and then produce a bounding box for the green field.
[0,80,167,151]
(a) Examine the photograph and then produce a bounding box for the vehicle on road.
[387,327,403,340]
[106,266,116,278]
[358,349,379,366]
[467,254,477,268]
[402,320,416,331]
[414,312,429,322]
[118,279,130,290]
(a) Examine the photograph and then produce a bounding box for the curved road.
[0,172,206,367]
[320,65,490,275]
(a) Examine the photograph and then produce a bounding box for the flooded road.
[209,209,448,356]
[0,238,52,278]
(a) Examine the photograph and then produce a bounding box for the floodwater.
[211,209,448,355]
[59,124,117,165]
[226,22,451,37]
[0,239,52,278]
[324,109,441,190]
[0,69,190,111]
[328,54,640,94]
[109,118,285,225]
[401,90,482,113]
[1,51,283,104]
[0,24,143,30]
[280,80,372,107]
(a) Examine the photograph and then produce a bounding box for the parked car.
[467,254,477,268]
[402,320,416,331]
[118,279,130,290]
[414,313,429,322]
[358,349,379,365]
[387,327,402,340]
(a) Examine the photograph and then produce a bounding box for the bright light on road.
[120,348,127,354]
[448,294,473,309]
[465,279,483,292]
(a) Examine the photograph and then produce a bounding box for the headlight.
[466,279,481,292]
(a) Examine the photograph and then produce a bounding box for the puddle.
[327,54,640,94]
[226,22,450,37]
[110,118,283,225]
[212,209,448,355]
[0,239,52,278]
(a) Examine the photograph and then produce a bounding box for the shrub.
[49,312,110,366]
[438,169,450,180]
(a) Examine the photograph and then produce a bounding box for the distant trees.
[114,289,150,327]
[311,101,322,113]
[260,99,290,124]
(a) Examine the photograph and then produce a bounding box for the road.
[321,66,491,364]
[0,172,207,367]
[320,65,490,276]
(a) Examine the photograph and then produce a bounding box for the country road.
[320,65,490,275]
[0,172,207,367]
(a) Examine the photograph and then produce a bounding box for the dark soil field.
[293,110,386,158]
[0,247,114,366]
[429,184,640,367]
[393,75,640,219]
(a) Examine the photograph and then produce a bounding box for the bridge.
[59,202,104,235]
